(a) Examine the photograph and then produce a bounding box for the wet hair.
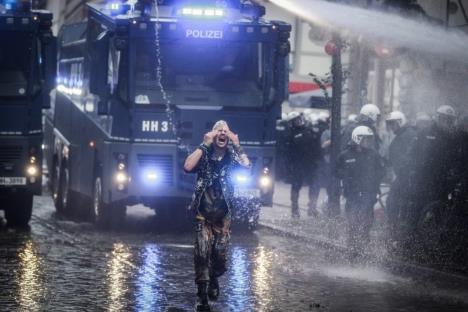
[212,120,229,131]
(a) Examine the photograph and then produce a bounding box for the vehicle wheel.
[60,165,72,214]
[52,159,64,213]
[5,192,33,227]
[93,176,109,228]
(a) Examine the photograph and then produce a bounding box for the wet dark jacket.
[186,147,249,214]
[284,125,321,182]
[336,145,386,198]
[388,125,417,178]
[341,115,381,152]
[454,130,468,196]
[407,124,458,200]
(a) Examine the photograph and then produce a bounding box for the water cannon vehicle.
[44,0,291,228]
[0,0,56,226]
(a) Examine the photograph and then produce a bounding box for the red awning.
[289,81,323,94]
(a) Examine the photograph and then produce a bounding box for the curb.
[258,220,468,284]
[258,221,347,252]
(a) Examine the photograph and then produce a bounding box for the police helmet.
[303,108,313,116]
[436,105,456,117]
[287,111,301,121]
[351,126,374,145]
[307,113,319,126]
[347,114,358,122]
[360,104,381,122]
[386,111,406,126]
[318,111,330,122]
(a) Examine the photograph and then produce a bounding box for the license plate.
[0,177,27,186]
[234,187,260,198]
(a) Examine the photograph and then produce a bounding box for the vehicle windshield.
[133,39,265,107]
[0,32,35,98]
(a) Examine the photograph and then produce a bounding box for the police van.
[44,0,290,228]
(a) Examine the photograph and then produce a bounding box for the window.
[0,32,33,97]
[132,39,266,107]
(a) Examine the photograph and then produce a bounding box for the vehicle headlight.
[146,171,159,182]
[115,171,128,184]
[259,176,272,187]
[26,165,39,177]
[235,174,250,184]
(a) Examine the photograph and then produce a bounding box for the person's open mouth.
[218,136,227,144]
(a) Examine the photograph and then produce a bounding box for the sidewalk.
[258,181,468,281]
[259,181,386,253]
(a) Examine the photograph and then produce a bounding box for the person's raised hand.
[203,131,216,146]
[227,130,240,146]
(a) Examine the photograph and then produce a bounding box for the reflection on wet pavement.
[107,242,134,312]
[1,196,468,312]
[18,240,43,311]
[253,246,273,308]
[227,246,252,311]
[136,244,165,312]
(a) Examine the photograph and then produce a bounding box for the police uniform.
[336,145,385,253]
[405,124,459,233]
[386,125,417,233]
[284,123,321,216]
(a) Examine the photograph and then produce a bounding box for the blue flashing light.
[2,0,15,10]
[106,2,129,16]
[2,0,32,12]
[180,7,225,18]
[109,2,120,11]
[142,168,161,185]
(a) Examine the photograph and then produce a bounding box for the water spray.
[150,0,178,139]
[268,0,468,63]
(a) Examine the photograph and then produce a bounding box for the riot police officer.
[405,105,459,237]
[385,111,417,238]
[336,126,385,255]
[284,111,321,218]
[341,104,382,152]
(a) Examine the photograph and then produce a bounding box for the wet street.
[0,195,467,312]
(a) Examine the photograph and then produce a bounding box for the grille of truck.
[137,154,173,185]
[0,145,23,163]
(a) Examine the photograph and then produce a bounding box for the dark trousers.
[194,213,231,284]
[290,170,320,214]
[345,193,376,253]
[386,175,410,238]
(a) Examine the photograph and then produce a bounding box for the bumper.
[0,136,42,196]
[104,143,275,207]
[105,142,191,205]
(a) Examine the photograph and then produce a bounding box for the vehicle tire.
[61,165,71,213]
[52,159,64,213]
[93,176,110,228]
[5,192,33,227]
